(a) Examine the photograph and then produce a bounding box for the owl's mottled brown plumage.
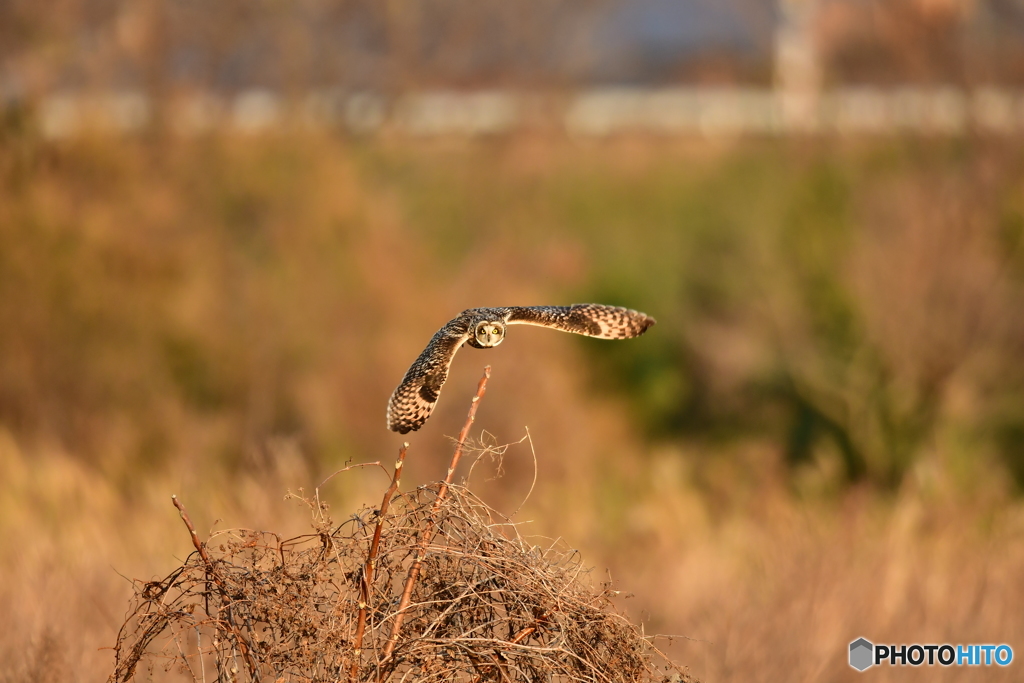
[386,304,656,433]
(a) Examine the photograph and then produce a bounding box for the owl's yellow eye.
[492,327,501,335]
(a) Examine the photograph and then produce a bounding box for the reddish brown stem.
[509,625,537,645]
[172,494,214,568]
[379,366,491,674]
[348,443,409,683]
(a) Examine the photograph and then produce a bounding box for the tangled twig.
[108,366,695,683]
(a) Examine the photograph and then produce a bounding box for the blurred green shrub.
[379,139,1024,490]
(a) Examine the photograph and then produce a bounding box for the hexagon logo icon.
[849,638,874,671]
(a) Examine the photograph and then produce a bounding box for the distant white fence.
[31,87,1024,139]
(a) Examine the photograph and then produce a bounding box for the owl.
[387,304,656,433]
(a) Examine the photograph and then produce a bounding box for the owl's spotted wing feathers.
[386,304,655,433]
[386,319,471,434]
[506,304,656,339]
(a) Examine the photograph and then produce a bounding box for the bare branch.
[381,365,491,666]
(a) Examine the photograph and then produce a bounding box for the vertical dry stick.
[171,495,260,678]
[172,495,215,569]
[379,366,491,669]
[348,442,409,683]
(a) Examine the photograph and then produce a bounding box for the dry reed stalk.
[350,442,409,683]
[380,365,491,666]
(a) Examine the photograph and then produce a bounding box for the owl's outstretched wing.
[386,304,655,434]
[387,316,472,434]
[505,304,655,339]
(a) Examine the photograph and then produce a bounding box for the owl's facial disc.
[474,321,505,347]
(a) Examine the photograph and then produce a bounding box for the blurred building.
[7,0,1024,136]
[775,0,822,130]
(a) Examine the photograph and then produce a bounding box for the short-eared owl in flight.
[387,304,655,433]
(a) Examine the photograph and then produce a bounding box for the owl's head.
[473,320,505,348]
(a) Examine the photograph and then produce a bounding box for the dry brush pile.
[109,368,692,683]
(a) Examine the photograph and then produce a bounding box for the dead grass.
[3,424,1024,683]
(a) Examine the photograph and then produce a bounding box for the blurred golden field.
[3,118,1024,681]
